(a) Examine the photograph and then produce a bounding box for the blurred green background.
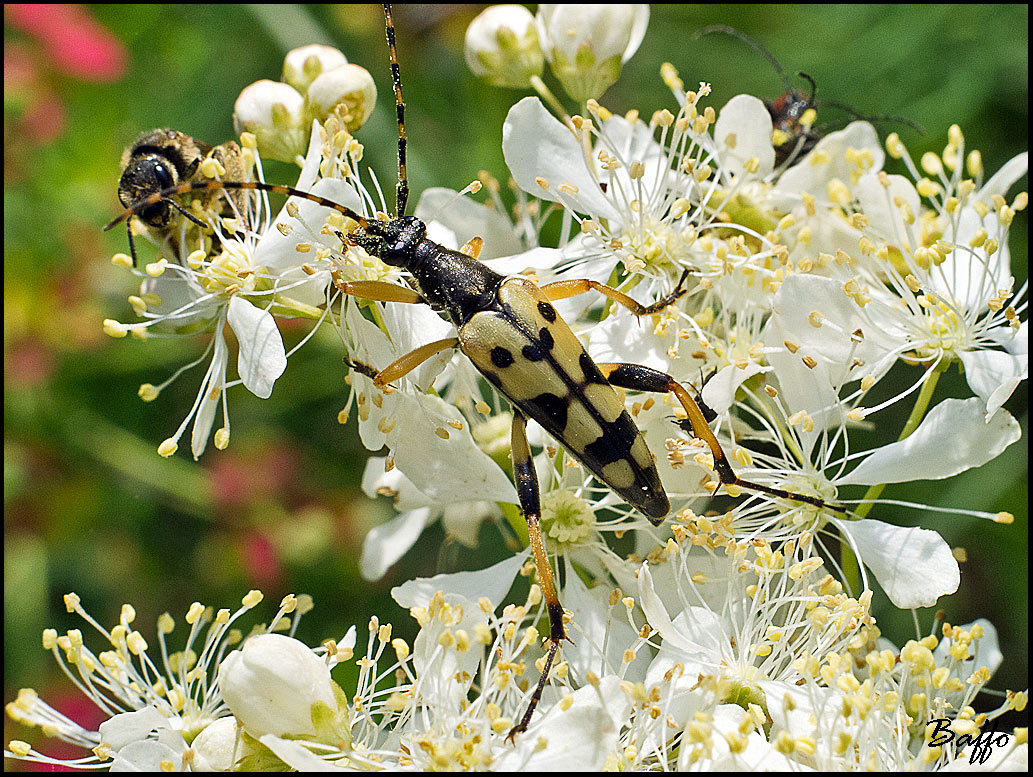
[4,3,1027,758]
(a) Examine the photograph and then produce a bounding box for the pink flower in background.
[243,532,283,589]
[5,4,127,144]
[5,4,126,82]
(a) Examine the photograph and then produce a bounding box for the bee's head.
[118,155,178,227]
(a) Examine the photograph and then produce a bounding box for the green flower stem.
[267,293,326,320]
[841,365,943,593]
[530,75,570,126]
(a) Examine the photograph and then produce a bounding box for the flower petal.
[415,187,525,260]
[978,151,1028,202]
[359,507,432,581]
[772,273,904,373]
[227,295,286,399]
[562,557,649,683]
[775,121,883,203]
[837,398,1020,485]
[361,456,433,512]
[258,734,345,772]
[844,518,959,608]
[715,95,775,180]
[391,549,529,609]
[959,347,1027,419]
[99,706,171,751]
[854,171,920,247]
[191,327,229,459]
[109,740,183,772]
[495,675,630,771]
[503,96,619,221]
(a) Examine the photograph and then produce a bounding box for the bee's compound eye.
[150,159,175,191]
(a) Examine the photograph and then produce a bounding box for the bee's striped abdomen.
[459,277,669,522]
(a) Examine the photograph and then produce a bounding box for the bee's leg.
[506,410,568,742]
[539,268,690,316]
[126,220,139,268]
[596,362,845,513]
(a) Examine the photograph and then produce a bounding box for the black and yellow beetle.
[108,3,844,739]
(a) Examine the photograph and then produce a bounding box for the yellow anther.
[920,152,943,176]
[214,428,230,450]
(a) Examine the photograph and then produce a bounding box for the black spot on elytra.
[530,392,568,431]
[579,352,607,383]
[522,343,543,361]
[521,328,555,362]
[583,413,636,465]
[537,301,557,322]
[490,346,515,368]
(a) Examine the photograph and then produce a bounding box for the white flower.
[536,4,649,102]
[711,333,1018,606]
[503,94,710,309]
[282,44,348,93]
[358,455,504,580]
[774,142,1027,419]
[306,64,378,131]
[4,590,306,772]
[464,4,544,89]
[218,633,343,739]
[637,541,873,706]
[233,79,308,164]
[713,94,776,180]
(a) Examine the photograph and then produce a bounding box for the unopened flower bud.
[282,44,348,93]
[465,4,544,89]
[306,64,378,131]
[218,633,339,738]
[536,4,649,102]
[190,717,252,772]
[233,80,307,163]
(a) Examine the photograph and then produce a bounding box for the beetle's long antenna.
[104,180,369,232]
[696,24,795,95]
[818,100,926,134]
[797,71,818,105]
[383,4,409,217]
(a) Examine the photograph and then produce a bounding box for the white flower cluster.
[3,568,1025,770]
[14,3,1027,772]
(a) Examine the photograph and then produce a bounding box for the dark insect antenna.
[383,3,409,217]
[696,23,796,96]
[696,24,923,165]
[121,197,209,268]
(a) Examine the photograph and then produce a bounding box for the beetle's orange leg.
[333,277,427,304]
[596,362,846,513]
[459,236,483,259]
[539,269,690,317]
[371,337,459,387]
[506,410,570,742]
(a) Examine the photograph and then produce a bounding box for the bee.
[117,128,251,265]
